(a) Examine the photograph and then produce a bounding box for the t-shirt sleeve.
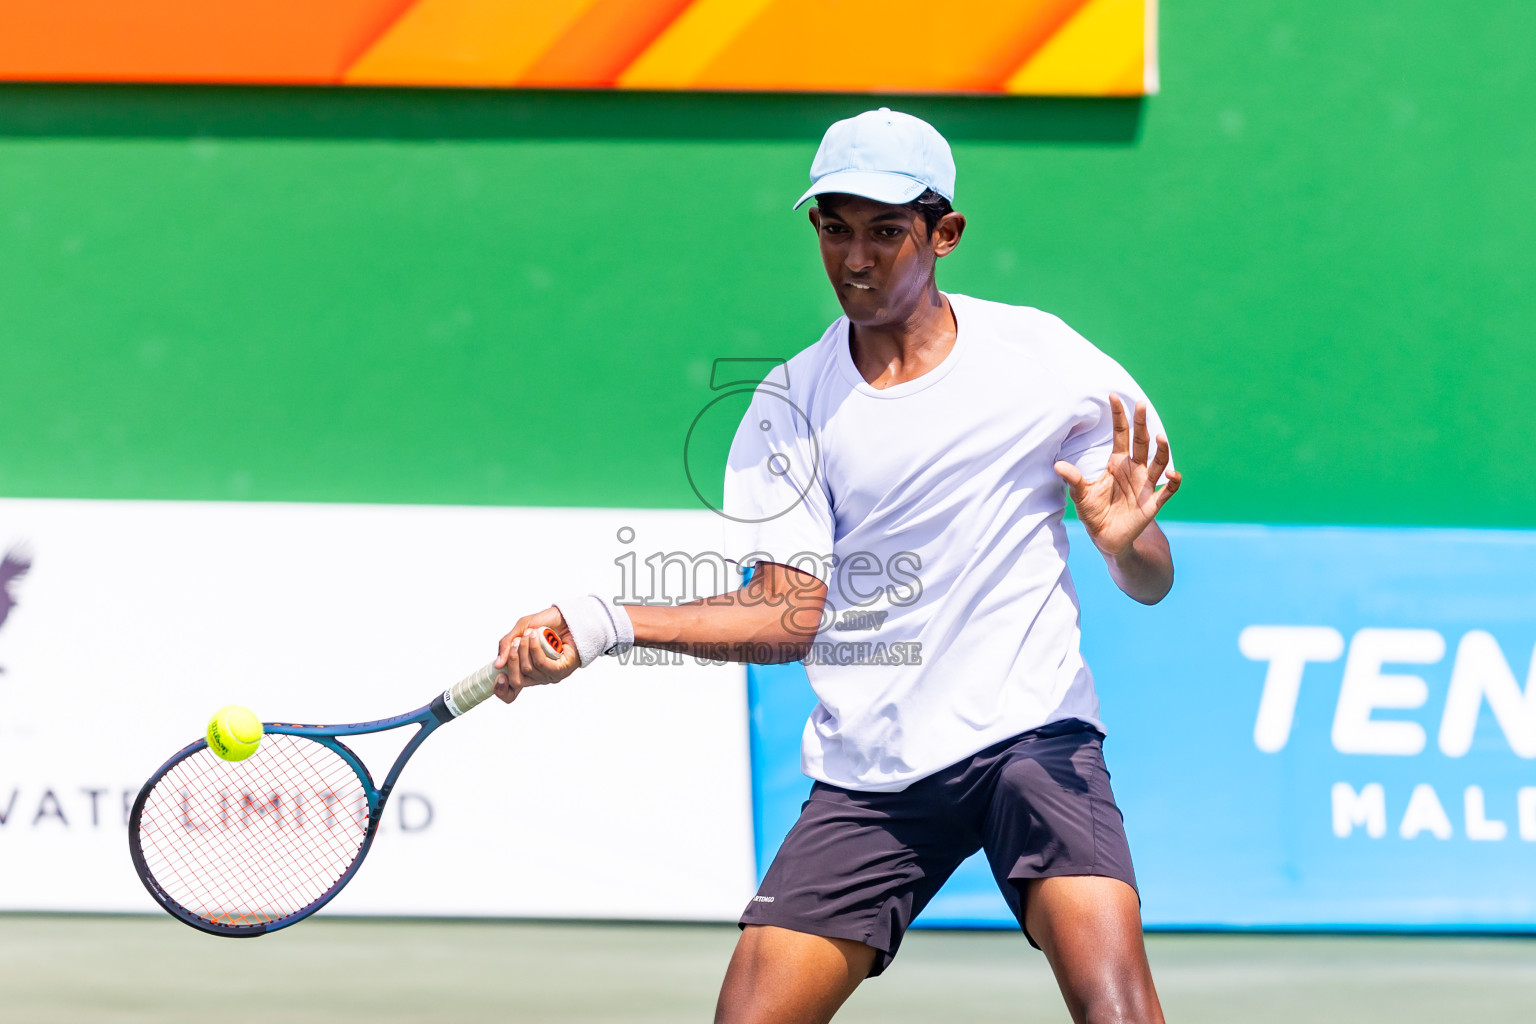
[1055,339,1175,485]
[722,385,834,583]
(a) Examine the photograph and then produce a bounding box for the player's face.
[809,196,958,327]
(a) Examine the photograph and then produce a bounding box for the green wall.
[2,1,1533,527]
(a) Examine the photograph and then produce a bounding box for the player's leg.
[1023,874,1164,1024]
[977,721,1158,1023]
[721,779,974,1023]
[714,924,876,1024]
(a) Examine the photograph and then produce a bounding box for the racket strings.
[137,735,370,927]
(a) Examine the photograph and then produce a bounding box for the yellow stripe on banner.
[616,0,776,90]
[344,0,597,86]
[1004,0,1143,96]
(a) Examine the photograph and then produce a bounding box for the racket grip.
[443,663,499,717]
[442,629,565,717]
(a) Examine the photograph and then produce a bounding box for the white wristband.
[552,594,634,668]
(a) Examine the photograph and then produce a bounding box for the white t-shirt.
[723,293,1171,792]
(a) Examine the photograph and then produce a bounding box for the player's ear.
[808,207,822,232]
[932,211,966,258]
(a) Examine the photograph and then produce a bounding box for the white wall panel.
[0,499,755,921]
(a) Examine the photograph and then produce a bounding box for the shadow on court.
[1,915,1533,1023]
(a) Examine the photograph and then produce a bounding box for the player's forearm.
[628,567,826,664]
[1102,521,1174,605]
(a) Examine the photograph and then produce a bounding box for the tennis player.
[495,108,1181,1024]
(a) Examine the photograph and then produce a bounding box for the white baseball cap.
[793,107,955,210]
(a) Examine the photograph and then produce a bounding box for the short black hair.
[817,188,955,234]
[905,189,955,233]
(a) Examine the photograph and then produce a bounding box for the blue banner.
[747,522,1536,930]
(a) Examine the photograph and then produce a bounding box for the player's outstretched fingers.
[1154,469,1183,508]
[1053,460,1087,501]
[1146,433,1171,483]
[1131,401,1150,464]
[1109,394,1130,454]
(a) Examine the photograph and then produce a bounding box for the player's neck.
[848,286,956,390]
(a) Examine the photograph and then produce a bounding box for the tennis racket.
[128,627,564,937]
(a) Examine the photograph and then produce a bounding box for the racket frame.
[128,694,454,937]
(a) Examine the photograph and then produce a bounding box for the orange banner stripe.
[0,0,1153,95]
[0,0,415,83]
[615,0,776,91]
[344,0,595,86]
[634,0,1089,94]
[518,0,698,88]
[1006,0,1145,95]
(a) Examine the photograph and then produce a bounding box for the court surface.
[2,915,1533,1023]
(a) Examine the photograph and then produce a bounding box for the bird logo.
[0,545,31,672]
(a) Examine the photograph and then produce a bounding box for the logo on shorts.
[751,895,775,903]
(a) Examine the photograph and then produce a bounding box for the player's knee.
[1076,979,1161,1024]
[712,930,783,1024]
[712,993,764,1024]
[713,973,810,1024]
[715,996,803,1024]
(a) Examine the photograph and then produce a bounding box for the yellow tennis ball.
[207,705,263,762]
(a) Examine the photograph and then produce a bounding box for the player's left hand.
[1054,394,1182,557]
[493,607,579,703]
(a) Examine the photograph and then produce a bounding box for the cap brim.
[792,170,929,210]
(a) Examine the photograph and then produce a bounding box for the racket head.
[129,732,380,936]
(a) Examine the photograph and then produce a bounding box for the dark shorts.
[739,719,1137,976]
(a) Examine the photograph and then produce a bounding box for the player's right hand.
[493,607,579,702]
